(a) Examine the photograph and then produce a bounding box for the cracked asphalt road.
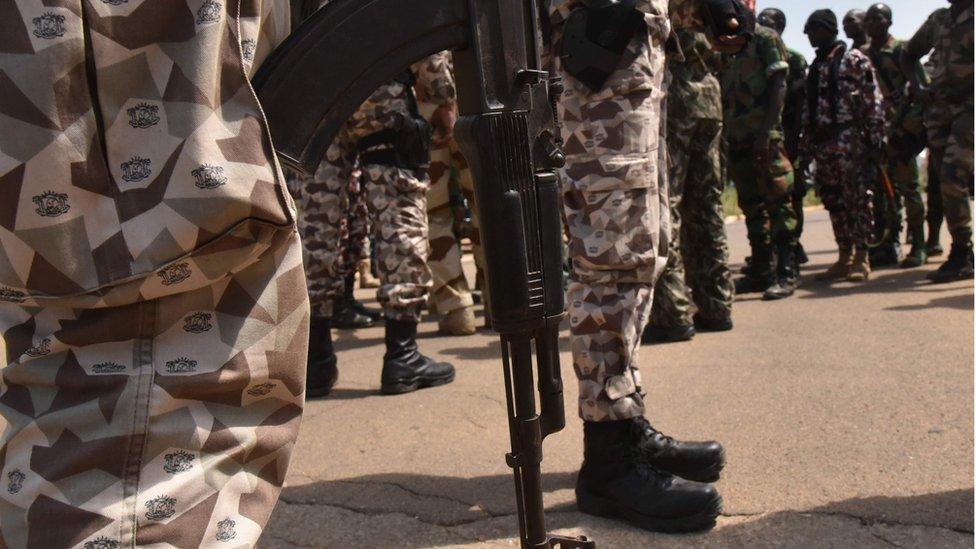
[264,210,974,548]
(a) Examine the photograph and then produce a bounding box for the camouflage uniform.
[784,48,809,240]
[721,26,797,251]
[906,6,974,246]
[289,53,455,322]
[864,36,928,246]
[802,43,885,251]
[549,0,671,421]
[417,52,485,316]
[0,1,308,546]
[650,5,733,328]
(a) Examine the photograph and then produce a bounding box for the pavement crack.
[870,532,901,547]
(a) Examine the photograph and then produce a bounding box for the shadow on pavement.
[798,267,972,303]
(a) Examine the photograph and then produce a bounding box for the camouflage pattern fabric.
[783,48,809,242]
[721,26,797,247]
[802,43,885,251]
[290,54,455,322]
[907,6,975,244]
[341,168,371,278]
[651,20,731,328]
[0,229,308,548]
[550,0,671,422]
[865,36,928,241]
[0,2,307,545]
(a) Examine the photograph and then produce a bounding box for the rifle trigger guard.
[547,534,597,548]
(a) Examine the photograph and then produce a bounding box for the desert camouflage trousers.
[423,130,484,316]
[728,139,797,248]
[926,102,974,243]
[0,230,308,547]
[289,82,433,322]
[814,129,875,251]
[651,117,732,328]
[555,27,670,422]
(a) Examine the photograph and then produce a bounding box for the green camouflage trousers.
[289,81,433,322]
[555,25,670,422]
[728,140,798,248]
[0,229,308,547]
[651,117,733,328]
[926,102,974,243]
[883,104,927,237]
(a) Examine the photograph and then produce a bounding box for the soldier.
[644,1,734,344]
[843,9,868,51]
[803,9,887,283]
[290,51,457,396]
[548,0,745,533]
[721,23,800,300]
[863,3,930,269]
[758,8,810,266]
[329,175,380,330]
[0,0,307,545]
[902,0,975,283]
[418,52,482,336]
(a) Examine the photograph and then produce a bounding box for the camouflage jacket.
[800,42,885,154]
[549,0,671,41]
[0,0,292,307]
[720,25,790,147]
[783,48,807,126]
[905,5,975,105]
[667,7,722,122]
[864,35,928,118]
[411,52,456,107]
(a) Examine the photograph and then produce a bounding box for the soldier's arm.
[853,54,887,150]
[412,51,458,146]
[760,34,789,150]
[900,10,939,95]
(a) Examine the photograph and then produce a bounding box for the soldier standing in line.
[290,50,457,396]
[902,0,975,283]
[547,0,751,533]
[721,23,800,300]
[643,0,734,344]
[843,9,868,51]
[758,8,810,267]
[418,52,483,336]
[803,9,886,283]
[863,3,930,269]
[0,1,308,545]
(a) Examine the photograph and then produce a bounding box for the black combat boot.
[869,240,902,269]
[576,419,722,533]
[307,316,339,398]
[763,243,797,300]
[332,274,379,329]
[630,417,725,482]
[927,241,975,283]
[900,225,928,268]
[641,324,695,344]
[693,314,733,332]
[795,242,809,265]
[926,220,944,257]
[734,243,773,294]
[381,318,456,394]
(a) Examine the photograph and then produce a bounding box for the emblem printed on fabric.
[92,361,126,374]
[163,450,195,474]
[33,12,66,39]
[247,382,276,397]
[33,191,70,217]
[192,164,227,189]
[100,0,128,4]
[183,312,213,333]
[0,287,26,303]
[145,496,177,521]
[84,537,120,549]
[157,262,191,286]
[242,39,257,61]
[127,103,160,128]
[197,0,222,24]
[122,156,152,183]
[165,357,198,374]
[25,338,51,357]
[7,470,25,494]
[216,519,238,542]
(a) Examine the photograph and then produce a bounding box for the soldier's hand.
[431,101,458,147]
[713,34,749,53]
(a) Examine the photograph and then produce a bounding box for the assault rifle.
[253,1,592,547]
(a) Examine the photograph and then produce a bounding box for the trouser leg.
[0,231,308,547]
[425,144,474,316]
[364,164,433,322]
[941,109,974,245]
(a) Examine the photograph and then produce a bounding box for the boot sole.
[762,290,794,301]
[576,488,722,533]
[380,371,456,395]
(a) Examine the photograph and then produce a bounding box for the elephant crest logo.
[145,495,177,521]
[121,156,152,183]
[33,12,66,39]
[25,338,51,357]
[191,164,227,189]
[183,312,213,333]
[158,263,191,286]
[241,39,257,61]
[33,191,70,217]
[7,470,25,494]
[165,357,197,374]
[83,537,120,549]
[93,362,126,374]
[0,287,25,303]
[216,518,238,542]
[247,382,276,397]
[163,450,195,474]
[196,0,222,24]
[127,103,160,128]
